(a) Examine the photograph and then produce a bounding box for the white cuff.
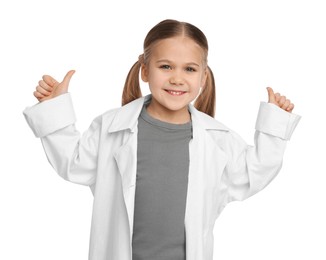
[255,102,301,140]
[23,93,76,138]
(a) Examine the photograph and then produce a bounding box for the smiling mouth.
[165,89,186,96]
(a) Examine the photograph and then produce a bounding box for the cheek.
[194,75,205,89]
[149,71,166,84]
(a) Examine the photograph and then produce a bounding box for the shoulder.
[98,96,144,121]
[97,96,146,133]
[190,107,247,150]
[189,105,229,132]
[100,107,121,121]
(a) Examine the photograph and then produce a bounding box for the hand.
[267,87,294,113]
[33,70,75,102]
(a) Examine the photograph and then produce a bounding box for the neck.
[146,100,191,124]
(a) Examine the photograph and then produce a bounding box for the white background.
[1,0,325,259]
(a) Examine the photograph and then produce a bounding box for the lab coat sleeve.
[23,93,100,186]
[225,102,301,202]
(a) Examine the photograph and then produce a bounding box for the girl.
[23,19,301,260]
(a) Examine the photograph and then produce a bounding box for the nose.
[169,70,184,86]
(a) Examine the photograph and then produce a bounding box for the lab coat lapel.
[185,106,229,259]
[109,96,148,241]
[113,129,138,241]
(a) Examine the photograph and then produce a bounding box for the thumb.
[267,87,276,103]
[60,70,75,92]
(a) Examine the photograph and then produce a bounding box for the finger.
[58,70,75,93]
[38,80,53,91]
[278,96,286,106]
[42,75,60,88]
[281,99,291,110]
[62,70,75,85]
[286,103,294,113]
[33,90,45,99]
[36,85,51,96]
[274,93,281,102]
[266,87,275,103]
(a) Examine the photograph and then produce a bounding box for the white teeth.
[167,90,184,95]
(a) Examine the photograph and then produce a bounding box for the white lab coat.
[23,93,300,260]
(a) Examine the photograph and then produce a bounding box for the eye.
[186,67,196,72]
[159,64,172,70]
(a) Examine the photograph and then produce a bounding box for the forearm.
[226,102,301,202]
[23,93,99,186]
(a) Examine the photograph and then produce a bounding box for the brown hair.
[122,19,216,117]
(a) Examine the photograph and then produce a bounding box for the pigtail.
[122,60,143,106]
[194,66,216,118]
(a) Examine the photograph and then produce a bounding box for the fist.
[34,70,75,102]
[267,87,294,113]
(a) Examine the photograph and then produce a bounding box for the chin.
[163,102,189,112]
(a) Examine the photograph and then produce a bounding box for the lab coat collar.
[107,94,229,133]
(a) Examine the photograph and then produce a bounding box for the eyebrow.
[156,59,200,67]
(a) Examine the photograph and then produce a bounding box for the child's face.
[141,36,207,118]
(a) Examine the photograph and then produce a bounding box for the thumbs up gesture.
[267,87,295,113]
[33,70,75,102]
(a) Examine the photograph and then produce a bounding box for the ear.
[201,67,208,88]
[140,63,149,82]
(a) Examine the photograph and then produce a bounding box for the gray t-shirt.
[132,105,192,260]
